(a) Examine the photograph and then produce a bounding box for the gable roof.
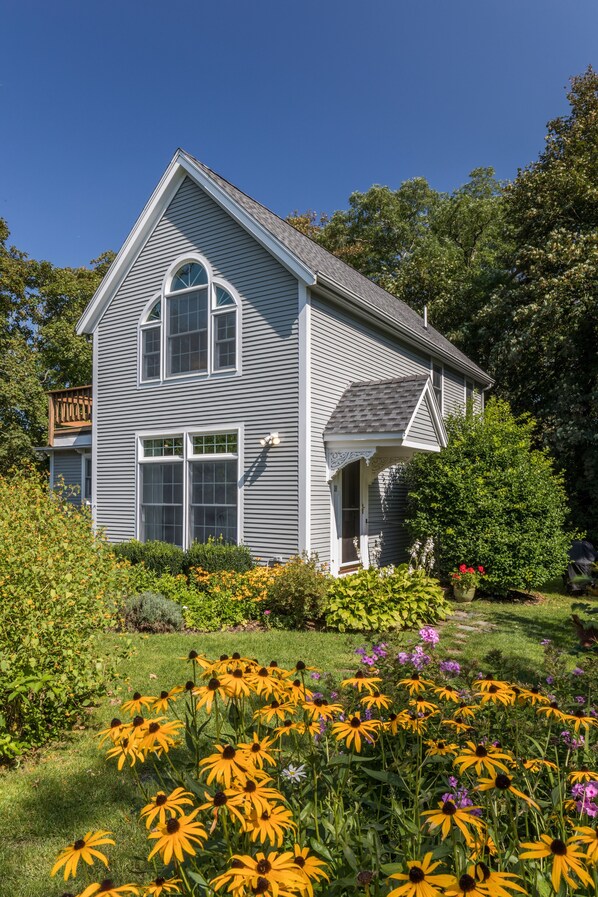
[77,149,492,385]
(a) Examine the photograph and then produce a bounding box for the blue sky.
[2,0,597,268]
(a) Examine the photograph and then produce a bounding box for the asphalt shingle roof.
[324,376,429,436]
[183,151,491,384]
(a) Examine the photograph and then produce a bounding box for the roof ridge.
[347,375,429,389]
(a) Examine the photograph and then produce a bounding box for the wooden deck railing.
[48,385,92,445]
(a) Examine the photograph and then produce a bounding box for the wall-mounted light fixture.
[259,432,280,448]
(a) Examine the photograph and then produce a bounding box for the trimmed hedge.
[112,537,254,577]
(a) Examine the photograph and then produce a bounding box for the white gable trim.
[404,379,448,448]
[77,151,315,335]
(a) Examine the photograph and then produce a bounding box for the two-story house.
[43,150,492,575]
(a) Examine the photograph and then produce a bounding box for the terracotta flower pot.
[453,584,476,603]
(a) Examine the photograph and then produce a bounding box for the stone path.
[437,606,497,652]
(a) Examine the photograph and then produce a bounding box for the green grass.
[0,590,588,897]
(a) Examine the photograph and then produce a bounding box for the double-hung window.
[431,362,443,412]
[139,259,239,383]
[138,431,239,547]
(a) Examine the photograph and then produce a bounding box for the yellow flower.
[199,789,247,830]
[536,701,568,723]
[199,744,250,787]
[211,850,304,897]
[360,691,393,711]
[78,883,139,897]
[386,852,453,897]
[292,845,330,896]
[473,674,510,693]
[51,830,115,880]
[520,834,593,892]
[302,697,343,721]
[573,825,598,864]
[194,677,229,713]
[569,767,598,784]
[244,805,297,846]
[395,709,432,735]
[521,757,557,773]
[254,700,297,725]
[220,669,252,698]
[141,877,182,896]
[140,718,184,754]
[442,718,474,735]
[409,696,440,715]
[453,742,512,777]
[515,686,550,706]
[341,670,383,694]
[139,788,194,829]
[478,685,515,707]
[471,863,527,897]
[147,809,207,864]
[120,692,156,716]
[397,673,433,695]
[226,777,286,817]
[443,873,487,896]
[98,717,126,746]
[331,714,380,752]
[284,678,314,704]
[151,686,184,713]
[425,739,459,757]
[452,703,479,720]
[434,684,461,703]
[237,733,279,769]
[476,773,539,809]
[105,735,146,770]
[422,800,485,841]
[565,708,598,732]
[249,666,285,699]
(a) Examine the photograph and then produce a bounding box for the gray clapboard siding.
[309,294,430,563]
[368,464,409,567]
[444,367,465,414]
[95,176,300,560]
[407,397,438,447]
[53,451,82,505]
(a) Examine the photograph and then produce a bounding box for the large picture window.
[138,430,239,547]
[139,259,238,383]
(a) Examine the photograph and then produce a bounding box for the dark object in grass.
[571,613,598,648]
[564,540,596,595]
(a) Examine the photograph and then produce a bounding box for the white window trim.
[135,424,244,548]
[430,358,444,416]
[137,252,241,387]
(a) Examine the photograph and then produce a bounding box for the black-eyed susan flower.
[442,717,473,735]
[141,718,184,754]
[454,742,512,777]
[51,831,115,880]
[476,774,539,809]
[292,845,329,896]
[396,710,432,735]
[284,678,314,704]
[384,713,401,735]
[302,697,343,721]
[245,805,297,846]
[341,670,383,694]
[574,825,598,864]
[121,692,156,716]
[422,800,485,841]
[151,686,183,714]
[471,863,527,897]
[536,701,568,723]
[516,686,549,706]
[409,696,440,715]
[199,789,246,830]
[434,684,461,704]
[220,668,252,699]
[139,788,194,829]
[237,733,278,769]
[426,739,459,757]
[295,720,323,737]
[141,877,182,896]
[360,691,393,711]
[226,776,285,817]
[274,718,303,739]
[249,666,285,699]
[386,852,453,897]
[147,809,207,864]
[569,767,598,784]
[331,714,380,752]
[254,700,296,725]
[473,674,510,693]
[105,735,145,770]
[520,834,593,892]
[211,851,304,896]
[78,883,139,897]
[521,757,557,773]
[397,672,433,695]
[98,718,125,746]
[566,708,598,732]
[443,872,486,896]
[453,703,479,720]
[199,744,249,788]
[194,677,228,714]
[479,685,515,707]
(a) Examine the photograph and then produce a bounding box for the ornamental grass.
[51,636,598,896]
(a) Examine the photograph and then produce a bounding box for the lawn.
[0,589,589,897]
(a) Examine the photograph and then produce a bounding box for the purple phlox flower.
[330,691,338,700]
[448,776,459,789]
[575,695,586,705]
[476,672,483,679]
[572,781,598,817]
[439,659,461,676]
[419,626,440,645]
[411,645,431,669]
[263,609,271,616]
[354,647,366,656]
[546,676,554,686]
[364,707,373,720]
[311,692,324,701]
[397,652,411,665]
[572,667,585,676]
[562,730,585,749]
[362,655,377,667]
[372,643,388,657]
[540,639,551,646]
[585,782,598,799]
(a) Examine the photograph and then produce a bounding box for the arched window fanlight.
[140,260,238,382]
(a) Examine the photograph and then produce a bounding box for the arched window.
[139,259,238,383]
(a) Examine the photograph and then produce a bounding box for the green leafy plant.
[183,536,254,575]
[406,398,574,595]
[326,564,448,632]
[123,591,185,633]
[265,553,330,628]
[112,539,185,575]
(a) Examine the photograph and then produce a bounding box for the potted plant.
[450,564,485,602]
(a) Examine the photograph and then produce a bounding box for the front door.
[340,460,363,569]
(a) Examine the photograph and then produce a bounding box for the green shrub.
[123,591,185,633]
[182,590,251,631]
[184,537,254,575]
[405,397,574,594]
[265,553,330,627]
[0,470,123,758]
[112,539,185,575]
[326,564,448,632]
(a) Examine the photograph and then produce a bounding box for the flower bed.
[51,630,598,896]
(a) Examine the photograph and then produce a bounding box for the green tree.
[405,398,573,594]
[483,67,598,537]
[0,219,113,472]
